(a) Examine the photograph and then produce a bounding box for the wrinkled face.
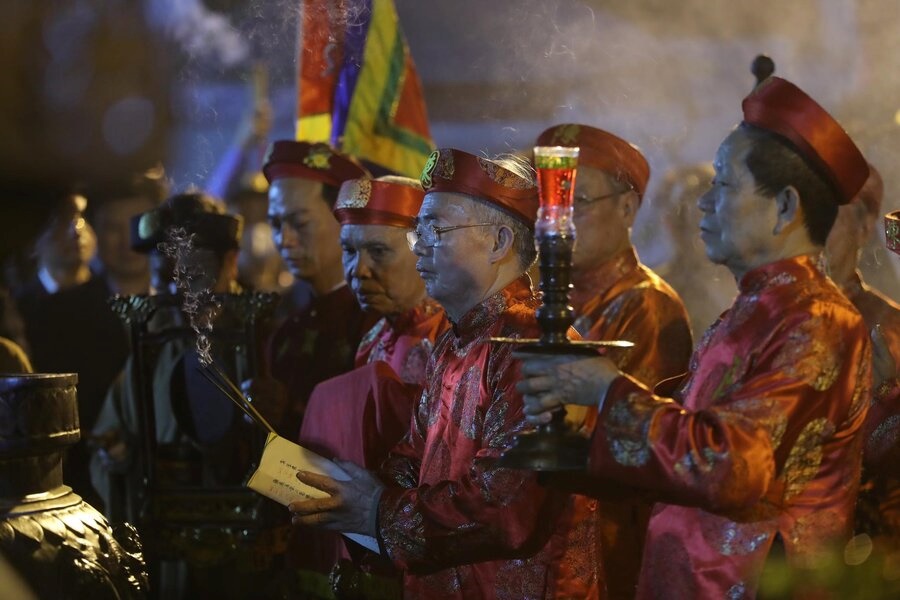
[411,192,497,314]
[268,178,341,281]
[571,166,634,271]
[341,223,423,317]
[36,194,97,271]
[698,128,777,274]
[94,196,156,277]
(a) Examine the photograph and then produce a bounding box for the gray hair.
[467,153,537,270]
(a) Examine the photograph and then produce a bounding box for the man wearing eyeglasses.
[261,141,377,437]
[290,149,603,598]
[536,124,693,599]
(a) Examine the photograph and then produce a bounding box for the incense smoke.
[159,226,220,366]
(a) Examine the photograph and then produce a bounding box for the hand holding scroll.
[289,460,385,538]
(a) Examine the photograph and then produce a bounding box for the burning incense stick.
[160,225,275,434]
[199,362,276,434]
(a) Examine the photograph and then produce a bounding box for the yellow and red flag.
[297,0,434,178]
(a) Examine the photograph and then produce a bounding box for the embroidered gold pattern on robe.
[781,417,836,500]
[605,392,660,467]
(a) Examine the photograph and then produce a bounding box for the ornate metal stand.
[108,291,284,594]
[0,373,148,598]
[886,211,900,254]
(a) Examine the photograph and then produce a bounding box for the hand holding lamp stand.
[495,146,633,471]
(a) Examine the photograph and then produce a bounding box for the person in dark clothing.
[261,141,377,437]
[15,193,130,511]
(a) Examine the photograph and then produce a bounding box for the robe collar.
[738,253,825,296]
[571,247,639,310]
[451,275,534,346]
[390,296,443,332]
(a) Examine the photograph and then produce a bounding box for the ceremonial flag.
[297,0,434,178]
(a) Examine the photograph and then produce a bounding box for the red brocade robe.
[355,297,448,387]
[840,272,900,542]
[267,283,375,436]
[585,255,870,598]
[571,247,693,599]
[571,247,694,388]
[378,277,603,599]
[288,300,448,575]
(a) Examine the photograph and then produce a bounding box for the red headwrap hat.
[262,140,370,187]
[741,77,868,204]
[886,211,900,256]
[420,148,539,229]
[334,177,424,228]
[535,124,650,199]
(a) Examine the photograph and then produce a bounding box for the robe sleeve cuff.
[598,374,648,419]
[375,486,406,562]
[369,485,385,539]
[589,374,655,476]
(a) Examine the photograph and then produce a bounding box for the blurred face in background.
[228,191,286,291]
[179,247,238,294]
[825,169,882,285]
[571,166,637,273]
[658,165,715,256]
[152,246,237,295]
[93,196,157,279]
[268,178,342,282]
[35,194,97,273]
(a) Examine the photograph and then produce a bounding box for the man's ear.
[619,191,639,228]
[489,225,515,264]
[773,185,802,235]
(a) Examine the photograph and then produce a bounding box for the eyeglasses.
[574,188,633,205]
[406,222,496,250]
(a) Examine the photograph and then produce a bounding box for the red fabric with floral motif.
[586,255,870,598]
[267,284,377,437]
[378,276,604,599]
[355,298,448,387]
[286,300,448,576]
[571,246,693,599]
[840,271,900,542]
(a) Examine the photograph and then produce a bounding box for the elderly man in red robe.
[289,149,604,598]
[337,176,448,386]
[262,141,376,436]
[536,124,693,598]
[826,167,900,544]
[289,176,448,591]
[517,77,872,598]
